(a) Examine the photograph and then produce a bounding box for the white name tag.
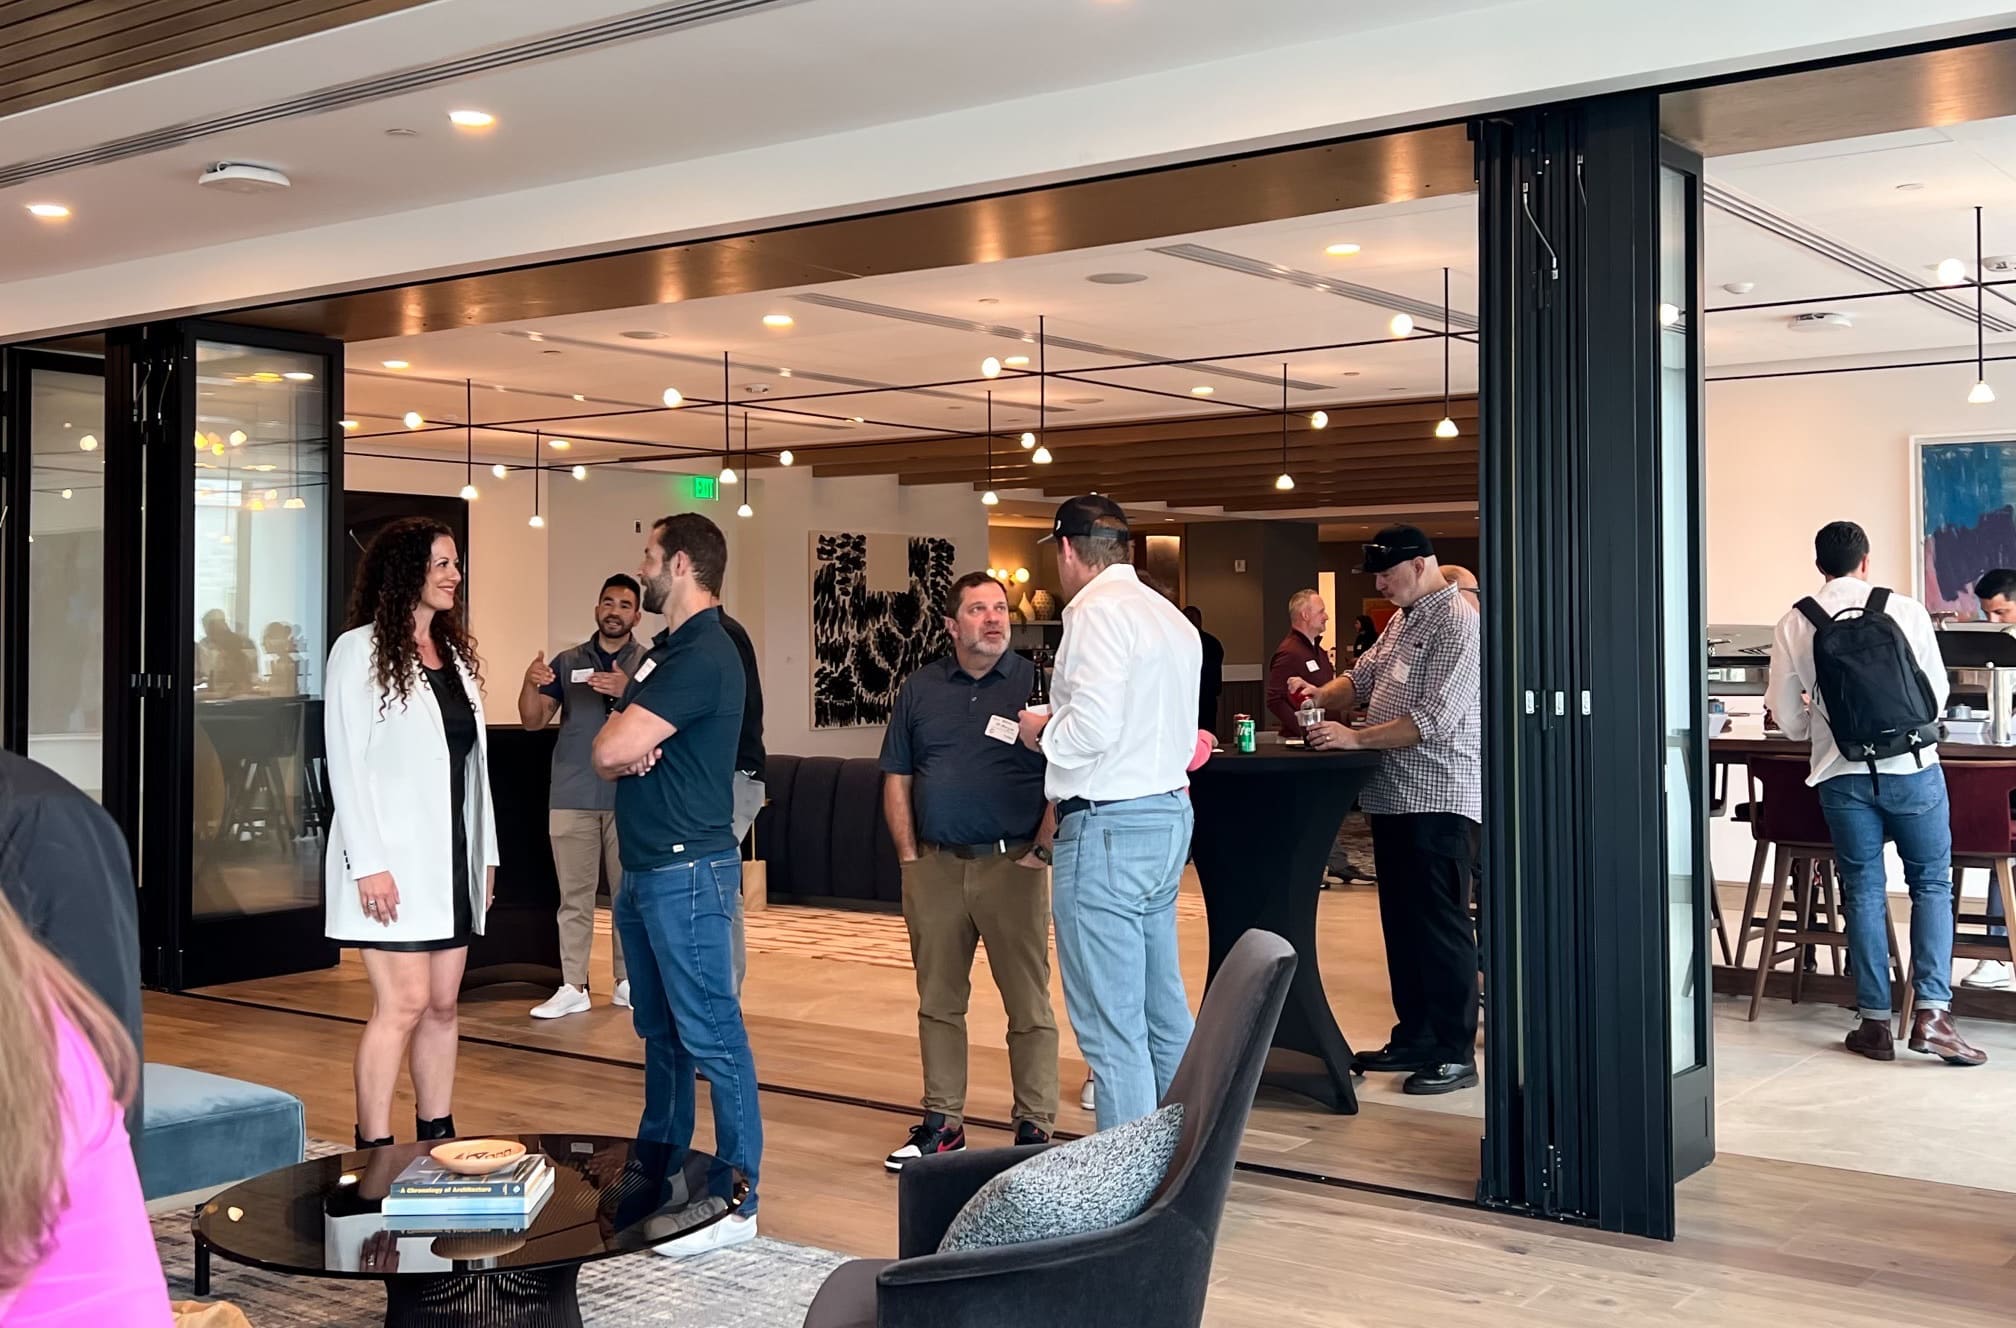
[570,668,594,684]
[1390,658,1412,686]
[1304,658,1320,673]
[634,659,657,683]
[985,714,1019,744]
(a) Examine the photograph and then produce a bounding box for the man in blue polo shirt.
[593,512,760,1257]
[879,571,1058,1170]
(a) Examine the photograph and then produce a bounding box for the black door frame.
[111,318,346,990]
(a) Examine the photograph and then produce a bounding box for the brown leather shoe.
[1908,1009,1988,1066]
[1844,1019,1895,1061]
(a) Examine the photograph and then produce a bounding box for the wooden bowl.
[428,1138,528,1175]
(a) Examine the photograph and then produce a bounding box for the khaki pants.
[550,808,625,987]
[902,846,1060,1131]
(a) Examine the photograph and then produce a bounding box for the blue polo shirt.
[614,608,745,871]
[879,651,1048,846]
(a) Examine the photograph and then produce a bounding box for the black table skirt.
[1189,746,1380,1112]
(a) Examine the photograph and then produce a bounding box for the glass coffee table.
[193,1133,746,1328]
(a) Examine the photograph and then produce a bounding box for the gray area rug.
[156,1143,849,1326]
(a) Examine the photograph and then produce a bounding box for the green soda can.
[1234,715,1255,753]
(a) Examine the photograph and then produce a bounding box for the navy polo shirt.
[879,651,1048,846]
[614,607,746,871]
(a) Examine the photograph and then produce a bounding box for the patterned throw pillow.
[937,1104,1185,1253]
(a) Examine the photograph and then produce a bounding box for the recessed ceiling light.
[26,203,70,219]
[742,383,771,396]
[1086,272,1148,285]
[1065,396,1103,404]
[762,313,794,328]
[548,437,571,450]
[572,394,587,401]
[382,360,409,370]
[447,109,496,128]
[1190,386,1214,396]
[282,371,314,382]
[1722,281,1756,295]
[1896,181,1926,192]
[620,330,668,340]
[777,368,792,378]
[977,297,1001,305]
[340,419,359,430]
[1004,356,1030,368]
[1324,242,1362,256]
[384,127,419,138]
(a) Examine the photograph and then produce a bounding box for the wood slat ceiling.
[801,393,1479,512]
[0,0,435,119]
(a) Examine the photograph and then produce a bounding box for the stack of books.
[381,1153,555,1231]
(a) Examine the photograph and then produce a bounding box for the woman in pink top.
[0,891,172,1327]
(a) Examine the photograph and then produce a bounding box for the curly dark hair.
[344,517,481,707]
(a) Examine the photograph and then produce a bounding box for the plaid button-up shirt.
[1349,583,1481,822]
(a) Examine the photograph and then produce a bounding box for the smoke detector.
[197,162,291,194]
[1787,311,1852,333]
[1982,255,2016,275]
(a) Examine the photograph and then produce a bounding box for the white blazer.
[324,625,499,943]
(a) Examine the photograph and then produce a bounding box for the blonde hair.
[0,889,139,1297]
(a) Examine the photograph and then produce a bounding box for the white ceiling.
[0,0,1509,285]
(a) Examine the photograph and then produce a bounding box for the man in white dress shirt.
[1017,496,1202,1129]
[1765,520,1983,1066]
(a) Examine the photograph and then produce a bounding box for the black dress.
[351,662,476,953]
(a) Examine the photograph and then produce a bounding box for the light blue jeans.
[1816,766,1955,1023]
[1051,792,1195,1130]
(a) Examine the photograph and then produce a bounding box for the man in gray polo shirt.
[519,574,649,1019]
[880,571,1058,1168]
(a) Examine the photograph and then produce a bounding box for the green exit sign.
[686,475,718,502]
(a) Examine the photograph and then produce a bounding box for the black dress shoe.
[416,1113,457,1141]
[354,1126,394,1149]
[1403,1062,1479,1095]
[1351,1045,1432,1075]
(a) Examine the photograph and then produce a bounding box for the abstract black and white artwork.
[811,531,956,727]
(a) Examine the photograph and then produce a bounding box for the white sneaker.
[652,1212,756,1258]
[1961,959,2014,990]
[613,980,632,1009]
[1079,1076,1096,1112]
[529,984,592,1019]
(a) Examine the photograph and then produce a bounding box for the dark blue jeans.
[616,851,763,1215]
[1815,766,1955,1022]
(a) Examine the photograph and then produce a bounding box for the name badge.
[1304,658,1320,673]
[570,668,594,684]
[985,714,1019,744]
[634,659,658,683]
[1390,658,1412,686]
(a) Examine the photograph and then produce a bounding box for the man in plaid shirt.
[1292,524,1481,1094]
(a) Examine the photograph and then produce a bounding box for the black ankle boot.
[416,1113,456,1141]
[354,1126,394,1149]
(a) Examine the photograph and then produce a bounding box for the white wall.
[1706,360,2016,625]
[746,468,988,759]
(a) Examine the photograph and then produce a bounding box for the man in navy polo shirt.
[593,512,761,1257]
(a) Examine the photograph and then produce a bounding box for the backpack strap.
[1867,586,1892,615]
[1795,597,1830,630]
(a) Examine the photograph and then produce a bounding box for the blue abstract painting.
[1919,439,2016,617]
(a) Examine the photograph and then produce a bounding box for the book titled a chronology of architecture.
[382,1154,555,1215]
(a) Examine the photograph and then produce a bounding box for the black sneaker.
[1351,1045,1432,1074]
[885,1114,965,1171]
[1403,1062,1479,1095]
[1014,1121,1051,1147]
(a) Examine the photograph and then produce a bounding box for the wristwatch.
[1033,845,1053,865]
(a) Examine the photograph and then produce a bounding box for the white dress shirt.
[1042,562,1202,803]
[1765,576,1948,788]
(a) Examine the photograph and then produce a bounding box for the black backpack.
[1795,587,1942,776]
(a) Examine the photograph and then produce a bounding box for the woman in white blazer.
[326,517,498,1149]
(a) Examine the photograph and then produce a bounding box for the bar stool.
[1899,760,2016,1031]
[1742,755,1904,1021]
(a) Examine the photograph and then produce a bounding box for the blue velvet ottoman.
[140,1064,305,1201]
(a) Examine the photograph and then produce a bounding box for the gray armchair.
[803,930,1296,1328]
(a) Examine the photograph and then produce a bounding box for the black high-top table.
[1188,745,1381,1112]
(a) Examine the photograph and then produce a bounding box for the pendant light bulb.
[981,490,1000,507]
[779,449,795,467]
[1274,472,1296,491]
[460,483,479,501]
[1020,432,1036,449]
[1389,314,1414,338]
[403,412,423,429]
[720,464,739,485]
[1435,416,1460,439]
[1939,257,1968,285]
[572,465,587,480]
[981,357,1002,379]
[662,388,684,408]
[1971,379,1997,405]
[736,501,754,519]
[528,513,545,529]
[492,463,509,479]
[283,496,306,510]
[1032,445,1053,465]
[1310,411,1329,430]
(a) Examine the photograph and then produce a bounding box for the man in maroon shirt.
[1267,588,1336,737]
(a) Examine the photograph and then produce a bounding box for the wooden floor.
[147,992,2016,1327]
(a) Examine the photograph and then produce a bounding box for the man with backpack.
[1766,521,1984,1066]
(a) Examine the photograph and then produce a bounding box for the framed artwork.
[810,531,955,728]
[1912,434,2016,618]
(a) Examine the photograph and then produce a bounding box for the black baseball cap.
[1038,494,1131,544]
[1357,524,1435,573]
